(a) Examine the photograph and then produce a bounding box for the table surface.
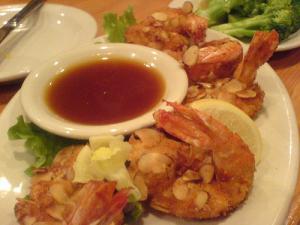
[0,0,300,224]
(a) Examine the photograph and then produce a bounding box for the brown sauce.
[45,58,165,125]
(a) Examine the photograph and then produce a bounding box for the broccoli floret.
[231,0,267,17]
[212,0,299,40]
[195,0,267,26]
[291,0,300,30]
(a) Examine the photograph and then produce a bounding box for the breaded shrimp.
[184,39,243,82]
[128,103,255,219]
[185,31,279,118]
[15,146,128,225]
[125,8,207,60]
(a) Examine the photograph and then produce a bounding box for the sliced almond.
[194,191,208,209]
[152,12,168,22]
[132,128,162,147]
[46,204,65,221]
[236,89,257,99]
[196,89,207,99]
[182,1,193,14]
[215,78,230,88]
[138,152,172,174]
[182,170,202,181]
[151,201,170,213]
[199,164,214,183]
[223,79,246,93]
[217,90,236,103]
[172,180,189,200]
[183,45,199,66]
[49,183,70,204]
[200,82,213,89]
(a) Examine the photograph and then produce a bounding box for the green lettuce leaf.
[103,6,136,42]
[8,116,82,176]
[124,195,144,223]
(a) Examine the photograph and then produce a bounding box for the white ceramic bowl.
[21,43,188,139]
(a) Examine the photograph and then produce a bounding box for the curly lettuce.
[8,116,82,175]
[103,6,136,42]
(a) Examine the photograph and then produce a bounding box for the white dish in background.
[169,0,300,52]
[0,30,298,225]
[276,29,300,51]
[21,43,188,139]
[0,4,97,82]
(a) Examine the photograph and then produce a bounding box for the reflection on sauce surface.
[45,58,165,125]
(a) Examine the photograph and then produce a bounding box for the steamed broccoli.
[195,0,267,26]
[211,0,300,40]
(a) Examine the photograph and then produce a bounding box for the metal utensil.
[0,0,46,44]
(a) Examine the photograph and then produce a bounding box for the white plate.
[0,3,97,82]
[0,30,299,225]
[169,0,300,52]
[276,29,300,52]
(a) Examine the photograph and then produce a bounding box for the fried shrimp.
[125,8,207,60]
[128,103,255,219]
[183,39,243,82]
[125,8,243,82]
[15,146,128,225]
[185,31,279,118]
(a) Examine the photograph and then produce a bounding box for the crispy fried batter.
[185,31,279,118]
[128,103,255,219]
[125,8,207,60]
[15,146,128,225]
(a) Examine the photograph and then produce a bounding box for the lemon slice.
[189,99,262,164]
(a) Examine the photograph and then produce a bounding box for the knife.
[0,0,46,44]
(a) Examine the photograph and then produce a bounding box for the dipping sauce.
[45,58,165,125]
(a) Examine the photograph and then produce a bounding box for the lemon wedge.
[189,99,262,164]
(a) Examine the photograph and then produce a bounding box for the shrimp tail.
[154,103,211,149]
[66,181,128,225]
[234,30,279,86]
[97,189,129,225]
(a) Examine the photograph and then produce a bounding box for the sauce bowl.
[21,43,188,139]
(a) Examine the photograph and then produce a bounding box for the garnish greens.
[103,6,136,42]
[8,116,82,176]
